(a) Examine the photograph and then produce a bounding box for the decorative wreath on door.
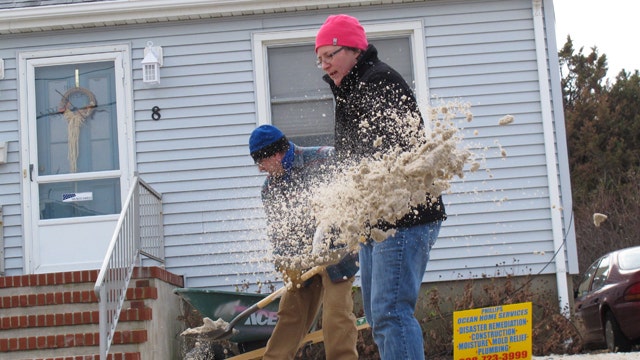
[58,87,97,173]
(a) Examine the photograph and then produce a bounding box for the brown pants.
[262,268,358,360]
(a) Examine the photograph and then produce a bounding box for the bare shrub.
[573,171,640,273]
[420,276,583,358]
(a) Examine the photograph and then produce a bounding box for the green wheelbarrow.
[174,287,280,345]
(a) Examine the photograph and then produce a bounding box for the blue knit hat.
[249,124,289,162]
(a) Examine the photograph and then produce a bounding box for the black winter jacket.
[323,44,446,229]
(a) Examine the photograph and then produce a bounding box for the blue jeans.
[359,221,441,360]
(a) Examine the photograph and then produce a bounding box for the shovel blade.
[211,327,237,341]
[181,317,237,340]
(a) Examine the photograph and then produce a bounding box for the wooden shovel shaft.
[254,265,323,309]
[255,285,286,309]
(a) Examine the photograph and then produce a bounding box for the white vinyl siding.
[424,1,558,281]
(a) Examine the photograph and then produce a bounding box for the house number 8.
[151,106,161,120]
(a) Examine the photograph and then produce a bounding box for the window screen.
[267,37,413,147]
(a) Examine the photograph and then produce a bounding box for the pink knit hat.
[315,14,368,53]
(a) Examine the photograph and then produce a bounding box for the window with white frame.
[252,21,427,146]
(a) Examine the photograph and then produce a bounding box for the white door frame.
[18,44,135,274]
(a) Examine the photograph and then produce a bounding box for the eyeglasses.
[316,47,345,68]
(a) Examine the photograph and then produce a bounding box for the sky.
[553,0,640,79]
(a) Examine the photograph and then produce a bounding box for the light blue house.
[0,0,577,312]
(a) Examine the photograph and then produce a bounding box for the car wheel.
[604,311,632,352]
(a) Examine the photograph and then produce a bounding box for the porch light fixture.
[141,41,163,84]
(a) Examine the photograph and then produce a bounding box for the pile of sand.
[310,101,476,252]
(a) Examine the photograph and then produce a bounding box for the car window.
[618,247,640,270]
[576,259,601,297]
[591,256,610,291]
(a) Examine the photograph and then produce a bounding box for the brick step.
[0,328,147,352]
[4,322,142,339]
[2,349,141,360]
[0,281,98,297]
[0,290,157,344]
[1,307,152,331]
[0,270,99,290]
[0,286,159,330]
[1,301,98,318]
[0,268,182,291]
[0,285,158,310]
[36,353,142,360]
[0,288,99,309]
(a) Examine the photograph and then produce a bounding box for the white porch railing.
[93,176,164,360]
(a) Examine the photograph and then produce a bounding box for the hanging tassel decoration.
[58,87,97,173]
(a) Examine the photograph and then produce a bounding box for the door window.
[35,62,121,219]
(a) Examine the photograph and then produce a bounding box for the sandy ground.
[532,350,640,359]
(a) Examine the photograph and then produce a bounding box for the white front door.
[20,47,134,274]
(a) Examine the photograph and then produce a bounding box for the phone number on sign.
[458,351,528,360]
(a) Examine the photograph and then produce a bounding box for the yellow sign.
[453,302,532,360]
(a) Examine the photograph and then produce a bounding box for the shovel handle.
[301,265,324,280]
[255,265,324,308]
[255,286,287,309]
